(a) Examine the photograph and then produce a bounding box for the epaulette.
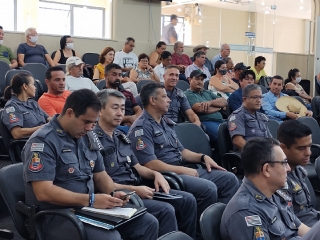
[276,189,292,202]
[117,131,131,144]
[237,193,250,210]
[258,112,269,121]
[297,165,307,177]
[176,88,185,98]
[232,108,241,114]
[36,124,53,139]
[134,117,145,127]
[163,116,176,126]
[86,131,103,151]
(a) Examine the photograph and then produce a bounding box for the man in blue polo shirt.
[228,69,255,112]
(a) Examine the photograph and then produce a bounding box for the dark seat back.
[0,163,30,239]
[217,122,233,159]
[200,203,226,240]
[5,69,33,89]
[51,51,57,60]
[97,80,106,90]
[311,96,320,118]
[0,109,14,151]
[300,79,310,95]
[315,76,320,96]
[157,231,193,240]
[260,85,268,94]
[57,64,67,73]
[297,117,320,144]
[137,80,154,94]
[266,119,280,138]
[304,174,318,210]
[203,81,209,90]
[82,53,99,66]
[176,80,189,91]
[291,96,305,105]
[22,63,48,92]
[0,61,11,96]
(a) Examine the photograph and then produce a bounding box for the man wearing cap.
[0,26,18,69]
[154,51,172,83]
[228,69,255,112]
[190,45,213,75]
[262,75,311,123]
[65,56,99,93]
[161,14,178,44]
[185,51,211,82]
[211,43,230,68]
[232,62,250,85]
[185,70,226,143]
[228,84,271,151]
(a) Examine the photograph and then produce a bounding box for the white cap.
[66,56,84,67]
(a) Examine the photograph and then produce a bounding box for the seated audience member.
[53,35,79,65]
[185,70,227,143]
[0,26,18,69]
[224,57,234,79]
[65,57,99,93]
[161,14,178,44]
[38,66,71,116]
[228,69,255,112]
[284,68,312,109]
[221,137,320,240]
[17,27,55,67]
[277,120,320,227]
[228,84,271,151]
[208,60,239,99]
[185,51,211,82]
[130,53,160,83]
[250,56,267,83]
[190,45,214,75]
[93,47,115,81]
[114,37,138,76]
[2,73,50,139]
[262,75,311,123]
[94,89,197,238]
[103,63,142,132]
[21,89,159,240]
[154,51,172,82]
[211,43,230,68]
[232,62,250,85]
[149,41,167,68]
[128,82,239,240]
[171,41,192,81]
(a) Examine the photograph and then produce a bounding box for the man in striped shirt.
[185,51,211,82]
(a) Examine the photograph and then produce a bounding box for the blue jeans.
[201,121,221,142]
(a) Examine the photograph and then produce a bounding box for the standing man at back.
[161,14,178,44]
[114,37,138,76]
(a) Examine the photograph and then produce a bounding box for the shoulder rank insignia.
[118,133,131,144]
[276,189,292,202]
[255,194,263,201]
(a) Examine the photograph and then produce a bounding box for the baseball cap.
[190,70,207,79]
[66,57,84,67]
[234,62,250,71]
[193,45,210,53]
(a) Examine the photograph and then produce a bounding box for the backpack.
[259,76,272,90]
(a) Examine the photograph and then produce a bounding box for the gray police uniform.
[94,124,197,238]
[228,106,271,149]
[2,95,48,132]
[22,115,158,240]
[221,177,320,240]
[128,110,239,240]
[277,166,320,227]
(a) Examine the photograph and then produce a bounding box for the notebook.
[81,206,137,219]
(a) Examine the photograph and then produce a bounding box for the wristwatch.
[200,154,206,163]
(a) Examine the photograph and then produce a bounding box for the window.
[0,0,15,31]
[161,15,185,43]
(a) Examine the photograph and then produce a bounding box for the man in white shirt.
[114,37,138,76]
[65,57,99,93]
[154,51,172,83]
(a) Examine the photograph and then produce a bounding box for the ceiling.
[163,0,312,20]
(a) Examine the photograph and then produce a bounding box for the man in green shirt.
[0,26,18,69]
[184,69,226,143]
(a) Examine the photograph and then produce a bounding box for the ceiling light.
[300,0,303,3]
[299,6,303,10]
[261,2,265,5]
[273,21,276,24]
[177,8,181,12]
[199,19,202,22]
[248,25,251,28]
[265,10,269,14]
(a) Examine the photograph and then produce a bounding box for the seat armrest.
[161,171,185,190]
[34,209,87,240]
[0,229,14,239]
[222,152,241,172]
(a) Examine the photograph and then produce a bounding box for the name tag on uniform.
[62,149,72,152]
[154,131,163,137]
[22,112,30,115]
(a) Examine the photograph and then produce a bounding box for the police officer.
[21,89,158,240]
[277,120,320,227]
[94,89,197,238]
[220,137,320,240]
[128,82,239,240]
[2,72,50,139]
[228,84,271,151]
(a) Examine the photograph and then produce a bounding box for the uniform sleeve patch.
[6,106,15,113]
[28,152,44,172]
[135,129,144,137]
[229,122,237,131]
[9,113,18,123]
[245,215,262,227]
[229,115,236,121]
[31,143,44,152]
[136,137,146,150]
[254,226,265,240]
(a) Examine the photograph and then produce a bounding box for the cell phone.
[120,191,136,200]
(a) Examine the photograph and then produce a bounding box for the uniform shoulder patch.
[229,122,237,131]
[9,113,18,123]
[5,106,15,113]
[136,137,146,150]
[254,226,265,240]
[28,152,44,172]
[245,215,262,227]
[134,129,144,137]
[229,115,236,121]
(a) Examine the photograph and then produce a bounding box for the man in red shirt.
[38,66,71,116]
[171,41,192,81]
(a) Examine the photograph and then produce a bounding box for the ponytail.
[4,73,32,101]
[3,85,12,101]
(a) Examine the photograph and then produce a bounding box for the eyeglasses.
[265,160,288,167]
[246,96,263,100]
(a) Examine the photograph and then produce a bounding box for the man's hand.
[93,193,125,209]
[154,172,170,193]
[286,112,298,120]
[203,155,226,172]
[181,167,199,177]
[306,111,313,117]
[193,120,202,127]
[134,186,155,199]
[113,191,130,205]
[199,102,210,112]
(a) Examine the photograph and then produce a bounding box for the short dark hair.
[193,51,205,60]
[254,56,266,66]
[171,14,178,21]
[45,66,64,80]
[0,26,3,29]
[156,41,166,49]
[138,53,149,62]
[240,69,256,81]
[104,63,122,74]
[271,75,283,83]
[242,84,261,97]
[61,89,101,117]
[4,73,33,100]
[60,35,71,50]
[223,57,231,64]
[125,37,135,44]
[213,60,226,75]
[241,137,280,176]
[160,51,171,60]
[140,82,165,107]
[285,68,299,85]
[277,120,312,148]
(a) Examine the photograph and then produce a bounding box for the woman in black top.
[53,35,80,65]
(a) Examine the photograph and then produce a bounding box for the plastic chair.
[0,61,11,96]
[260,85,268,94]
[311,96,320,118]
[57,64,67,73]
[136,80,154,94]
[97,80,106,90]
[203,81,209,90]
[82,53,99,66]
[266,119,280,138]
[291,96,305,105]
[157,231,193,240]
[200,203,226,240]
[315,76,320,96]
[5,70,33,89]
[176,80,189,91]
[300,79,310,95]
[22,63,48,92]
[51,51,57,60]
[0,163,88,240]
